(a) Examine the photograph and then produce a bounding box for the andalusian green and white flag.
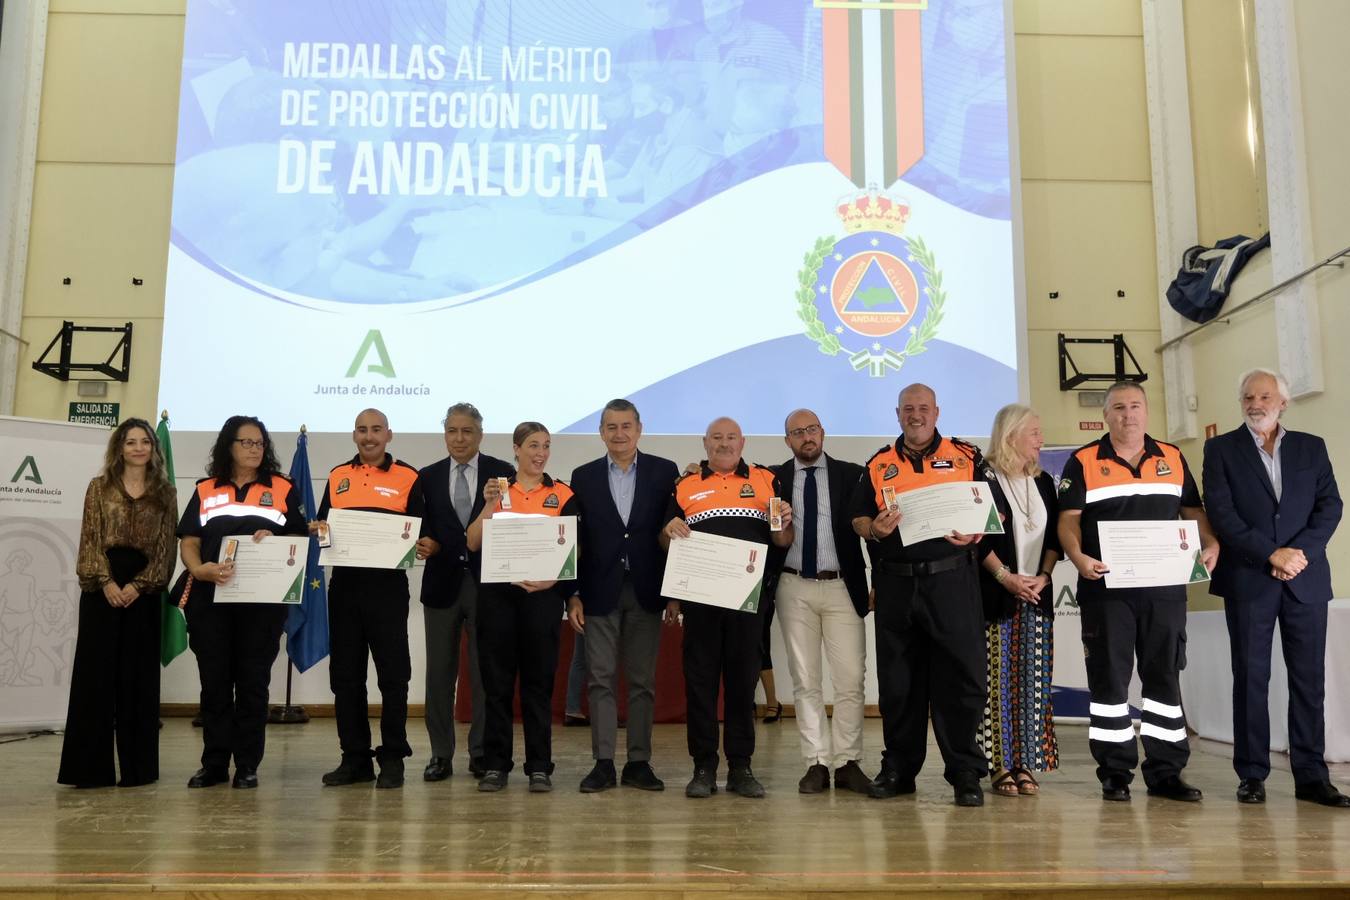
[157,413,189,666]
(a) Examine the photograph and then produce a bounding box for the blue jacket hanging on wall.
[1166,232,1271,324]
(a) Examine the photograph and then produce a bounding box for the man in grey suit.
[418,403,514,781]
[1203,368,1347,807]
[567,399,680,793]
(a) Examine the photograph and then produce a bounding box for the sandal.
[1013,768,1039,795]
[991,769,1019,797]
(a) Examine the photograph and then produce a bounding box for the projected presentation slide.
[159,0,1019,434]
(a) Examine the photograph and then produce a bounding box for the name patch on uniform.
[1155,459,1172,477]
[882,463,899,480]
[690,489,716,502]
[336,478,350,494]
[931,459,953,469]
[260,491,274,507]
[543,493,560,508]
[739,484,757,498]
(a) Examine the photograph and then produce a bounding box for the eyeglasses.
[234,439,265,450]
[786,425,822,439]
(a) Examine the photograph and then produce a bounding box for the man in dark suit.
[1202,368,1347,807]
[766,409,873,794]
[567,399,680,793]
[418,402,514,782]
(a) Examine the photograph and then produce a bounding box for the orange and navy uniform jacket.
[318,453,425,582]
[848,431,992,564]
[176,473,307,600]
[483,473,579,596]
[1057,434,1201,588]
[666,459,781,546]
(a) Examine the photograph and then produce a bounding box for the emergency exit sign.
[68,402,120,426]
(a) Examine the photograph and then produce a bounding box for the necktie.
[453,463,472,529]
[802,466,818,578]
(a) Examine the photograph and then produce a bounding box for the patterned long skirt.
[980,601,1058,773]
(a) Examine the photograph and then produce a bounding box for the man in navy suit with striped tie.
[1202,368,1347,807]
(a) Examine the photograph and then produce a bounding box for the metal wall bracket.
[31,321,133,382]
[1058,333,1148,391]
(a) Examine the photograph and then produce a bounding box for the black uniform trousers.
[1080,585,1189,787]
[328,568,412,762]
[1225,584,1329,785]
[185,596,287,772]
[476,584,563,775]
[58,547,160,788]
[681,601,762,772]
[872,557,987,786]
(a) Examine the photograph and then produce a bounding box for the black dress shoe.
[1101,775,1131,802]
[621,761,665,791]
[376,758,404,789]
[954,782,985,807]
[187,767,229,788]
[868,768,916,799]
[833,761,874,795]
[727,767,765,798]
[1146,775,1202,802]
[798,764,829,794]
[1295,781,1350,808]
[469,756,487,779]
[423,757,452,782]
[232,767,259,789]
[1236,778,1266,804]
[580,760,617,793]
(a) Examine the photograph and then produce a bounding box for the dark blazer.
[765,454,870,618]
[1203,426,1342,604]
[571,451,681,616]
[418,453,515,607]
[976,466,1061,620]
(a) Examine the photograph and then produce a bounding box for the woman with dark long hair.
[467,422,579,793]
[58,418,178,788]
[175,416,306,789]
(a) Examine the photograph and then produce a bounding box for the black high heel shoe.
[763,702,783,724]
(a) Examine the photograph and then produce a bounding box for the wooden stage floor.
[2,718,1348,898]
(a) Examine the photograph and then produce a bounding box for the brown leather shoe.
[833,760,874,795]
[798,764,829,794]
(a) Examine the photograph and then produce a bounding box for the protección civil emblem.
[795,188,945,377]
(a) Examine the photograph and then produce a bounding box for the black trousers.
[476,584,562,775]
[328,569,412,762]
[185,595,286,772]
[872,559,987,786]
[1080,586,1189,787]
[1225,585,1329,785]
[682,602,762,771]
[58,548,160,787]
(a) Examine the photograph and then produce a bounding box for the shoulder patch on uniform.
[336,478,350,494]
[739,483,757,498]
[543,493,560,509]
[1058,477,1072,495]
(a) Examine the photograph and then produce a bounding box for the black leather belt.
[781,567,841,581]
[879,551,974,578]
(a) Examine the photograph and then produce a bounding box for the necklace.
[1003,472,1037,533]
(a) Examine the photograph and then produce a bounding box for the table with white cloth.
[1180,598,1350,763]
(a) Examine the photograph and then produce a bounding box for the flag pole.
[269,424,311,725]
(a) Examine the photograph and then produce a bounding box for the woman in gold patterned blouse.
[58,419,178,788]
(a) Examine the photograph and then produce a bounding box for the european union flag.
[284,429,329,672]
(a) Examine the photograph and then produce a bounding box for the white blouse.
[995,471,1047,577]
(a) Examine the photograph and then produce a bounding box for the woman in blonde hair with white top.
[976,404,1061,797]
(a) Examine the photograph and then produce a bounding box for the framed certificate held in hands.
[317,508,420,570]
[215,535,306,604]
[660,532,768,613]
[1098,520,1211,589]
[480,515,578,583]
